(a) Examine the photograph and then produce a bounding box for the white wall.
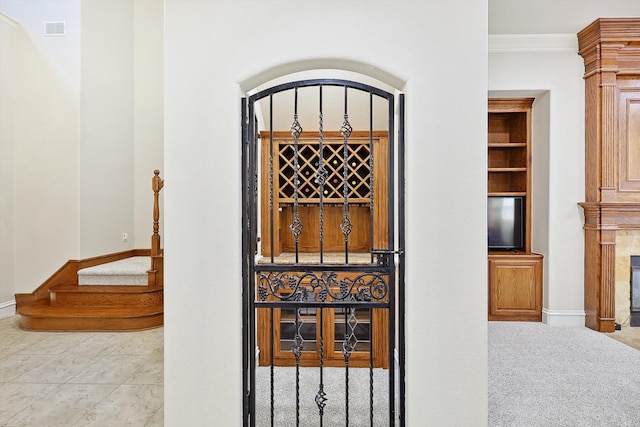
[489,0,640,34]
[164,1,488,425]
[133,0,164,249]
[80,0,164,257]
[80,0,134,257]
[489,42,587,326]
[0,13,18,316]
[0,0,81,297]
[0,0,163,301]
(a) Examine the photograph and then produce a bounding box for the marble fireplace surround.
[616,229,640,326]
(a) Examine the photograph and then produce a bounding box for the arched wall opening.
[239,59,407,95]
[241,72,406,424]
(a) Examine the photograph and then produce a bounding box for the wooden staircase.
[15,251,163,331]
[15,171,165,332]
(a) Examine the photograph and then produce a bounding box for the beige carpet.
[489,322,640,426]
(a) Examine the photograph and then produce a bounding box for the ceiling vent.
[44,22,65,36]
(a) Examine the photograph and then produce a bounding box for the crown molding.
[489,34,578,53]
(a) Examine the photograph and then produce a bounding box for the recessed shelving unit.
[487,98,543,322]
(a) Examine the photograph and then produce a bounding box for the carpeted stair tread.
[78,256,150,286]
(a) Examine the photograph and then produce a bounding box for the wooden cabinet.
[257,130,390,367]
[488,99,543,321]
[257,300,389,368]
[488,254,543,321]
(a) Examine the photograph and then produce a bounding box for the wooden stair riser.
[19,312,164,332]
[17,299,163,332]
[50,287,163,307]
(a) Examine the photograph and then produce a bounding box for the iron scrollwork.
[256,271,388,303]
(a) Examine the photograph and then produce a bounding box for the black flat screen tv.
[488,196,524,250]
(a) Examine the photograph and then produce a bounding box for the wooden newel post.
[151,169,164,256]
[149,169,164,287]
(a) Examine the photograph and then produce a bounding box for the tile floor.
[605,324,640,352]
[0,315,163,427]
[2,311,639,427]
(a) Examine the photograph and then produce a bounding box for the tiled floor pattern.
[3,311,640,427]
[0,315,163,427]
[605,325,640,352]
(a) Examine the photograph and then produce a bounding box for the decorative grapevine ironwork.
[256,271,388,303]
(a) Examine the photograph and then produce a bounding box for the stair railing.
[148,169,164,287]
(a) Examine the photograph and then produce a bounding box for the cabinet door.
[257,293,321,367]
[325,306,388,368]
[488,256,542,321]
[256,281,389,368]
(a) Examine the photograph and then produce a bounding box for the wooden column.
[578,18,640,332]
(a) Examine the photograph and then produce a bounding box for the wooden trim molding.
[578,18,640,78]
[580,202,640,229]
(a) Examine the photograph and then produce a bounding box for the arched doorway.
[242,78,405,425]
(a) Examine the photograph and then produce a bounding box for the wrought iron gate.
[242,79,405,426]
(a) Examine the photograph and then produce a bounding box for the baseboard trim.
[0,300,16,319]
[542,308,585,327]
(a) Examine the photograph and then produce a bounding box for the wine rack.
[260,130,389,257]
[278,141,371,202]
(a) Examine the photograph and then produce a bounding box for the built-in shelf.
[488,143,527,148]
[488,167,527,172]
[487,98,543,322]
[488,192,527,197]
